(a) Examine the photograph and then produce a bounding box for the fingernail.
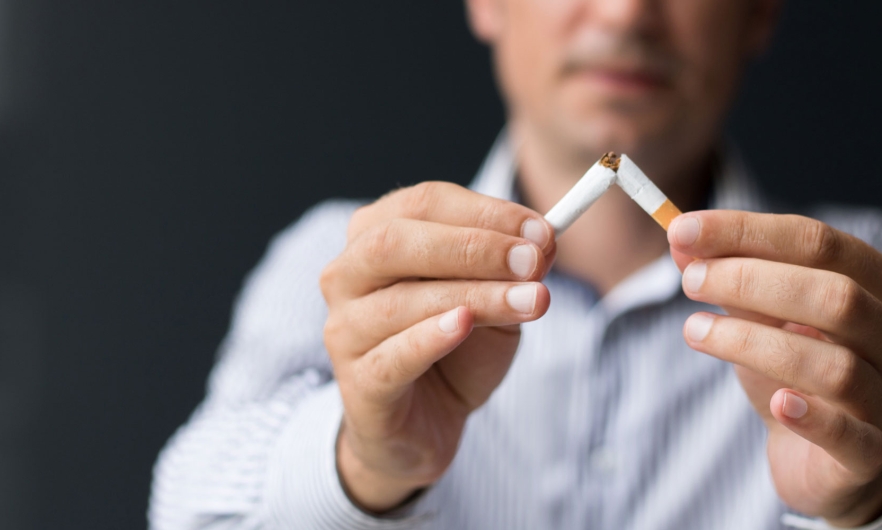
[685,313,714,342]
[508,244,538,279]
[683,261,707,293]
[506,284,537,314]
[672,216,700,247]
[438,307,460,333]
[782,393,808,419]
[521,219,550,250]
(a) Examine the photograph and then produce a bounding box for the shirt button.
[589,446,618,472]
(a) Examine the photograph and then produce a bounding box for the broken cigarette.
[543,159,617,235]
[544,152,683,238]
[616,154,682,230]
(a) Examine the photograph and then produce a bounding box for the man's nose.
[584,0,661,36]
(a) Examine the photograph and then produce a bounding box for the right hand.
[319,181,556,513]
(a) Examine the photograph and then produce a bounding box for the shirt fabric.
[149,133,882,530]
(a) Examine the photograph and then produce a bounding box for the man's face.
[467,0,778,171]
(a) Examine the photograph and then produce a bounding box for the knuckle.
[420,284,451,314]
[375,288,404,323]
[361,221,401,268]
[803,219,841,266]
[761,330,802,384]
[405,181,444,219]
[828,411,851,447]
[730,213,748,247]
[730,320,757,358]
[727,261,756,302]
[733,213,763,250]
[775,332,804,385]
[420,282,453,311]
[322,316,346,357]
[456,229,486,271]
[368,337,417,391]
[363,333,421,394]
[462,283,484,312]
[354,357,384,399]
[822,276,865,328]
[772,267,805,308]
[399,335,422,374]
[471,199,505,232]
[347,204,372,240]
[403,328,424,357]
[319,259,342,300]
[824,349,862,401]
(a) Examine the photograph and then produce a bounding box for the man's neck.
[513,125,713,296]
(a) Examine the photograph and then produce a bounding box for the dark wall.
[1,2,880,529]
[16,3,500,529]
[728,2,882,203]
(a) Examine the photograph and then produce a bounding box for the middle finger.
[328,219,548,300]
[328,279,550,356]
[684,313,882,425]
[682,257,882,366]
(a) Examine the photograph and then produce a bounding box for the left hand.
[668,210,882,528]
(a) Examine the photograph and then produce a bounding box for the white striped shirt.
[149,134,882,530]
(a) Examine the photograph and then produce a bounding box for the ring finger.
[328,280,550,356]
[684,312,882,425]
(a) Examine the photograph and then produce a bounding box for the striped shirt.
[149,134,882,530]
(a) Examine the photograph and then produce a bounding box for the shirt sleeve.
[148,201,429,530]
[263,381,431,529]
[781,513,882,530]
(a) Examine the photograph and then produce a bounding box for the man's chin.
[557,114,672,161]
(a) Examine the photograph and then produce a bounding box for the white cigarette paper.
[543,152,682,237]
[543,162,616,238]
[616,155,666,215]
[616,154,682,230]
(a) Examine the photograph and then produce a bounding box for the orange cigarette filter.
[610,153,683,231]
[650,199,683,231]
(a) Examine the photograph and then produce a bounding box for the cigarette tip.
[600,151,621,171]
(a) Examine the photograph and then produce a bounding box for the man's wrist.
[783,482,882,529]
[823,482,882,529]
[336,424,423,514]
[263,383,428,530]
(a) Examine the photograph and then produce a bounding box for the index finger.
[668,210,882,299]
[348,181,555,253]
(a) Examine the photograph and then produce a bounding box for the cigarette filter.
[615,154,682,230]
[543,161,616,238]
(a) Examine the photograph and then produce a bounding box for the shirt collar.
[469,129,519,202]
[468,129,770,316]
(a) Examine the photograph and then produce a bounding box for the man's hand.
[668,211,882,527]
[319,182,556,513]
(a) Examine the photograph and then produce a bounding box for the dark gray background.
[0,2,879,529]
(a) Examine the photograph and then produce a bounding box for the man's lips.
[572,67,670,94]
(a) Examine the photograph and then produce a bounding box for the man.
[150,1,882,528]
